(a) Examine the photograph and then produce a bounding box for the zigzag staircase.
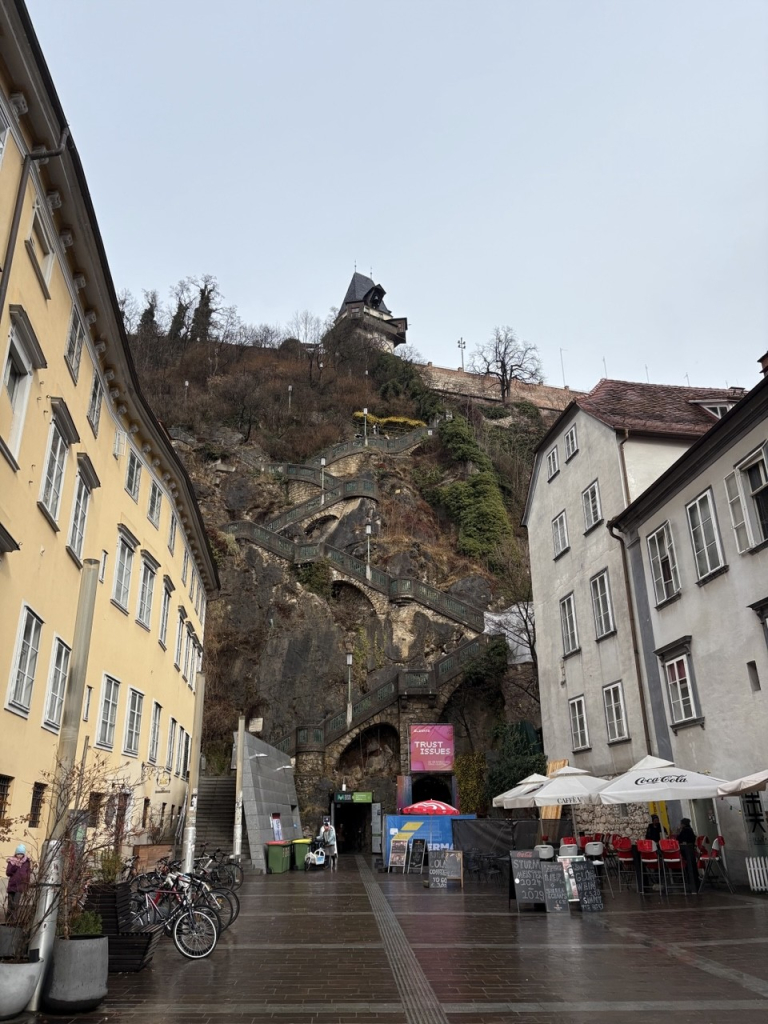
[225,425,491,752]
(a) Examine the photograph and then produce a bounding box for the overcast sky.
[26,0,768,393]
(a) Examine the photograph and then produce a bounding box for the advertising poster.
[409,724,455,772]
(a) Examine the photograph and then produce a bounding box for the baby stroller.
[304,838,327,871]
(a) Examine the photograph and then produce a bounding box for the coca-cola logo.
[634,775,688,785]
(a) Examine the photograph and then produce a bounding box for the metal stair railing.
[223,521,485,631]
[275,633,492,752]
[264,477,378,532]
[306,427,432,468]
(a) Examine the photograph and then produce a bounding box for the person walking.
[318,822,338,871]
[5,843,31,921]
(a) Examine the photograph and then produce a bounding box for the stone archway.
[411,774,453,804]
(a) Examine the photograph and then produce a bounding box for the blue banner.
[383,814,476,863]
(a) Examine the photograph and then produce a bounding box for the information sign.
[389,839,408,872]
[509,851,544,904]
[428,850,463,889]
[570,859,603,912]
[408,838,427,874]
[541,862,569,913]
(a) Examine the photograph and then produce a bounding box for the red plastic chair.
[637,839,661,894]
[659,838,687,895]
[698,835,734,893]
[578,836,590,852]
[561,836,576,846]
[614,837,636,890]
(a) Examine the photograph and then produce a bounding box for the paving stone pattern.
[38,855,768,1024]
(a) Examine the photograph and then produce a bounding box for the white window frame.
[7,605,43,712]
[182,626,193,681]
[582,480,602,532]
[2,316,43,459]
[175,727,186,776]
[97,675,120,749]
[564,425,578,461]
[28,199,55,291]
[647,522,681,604]
[136,558,156,627]
[174,610,185,668]
[113,535,135,610]
[125,448,142,501]
[559,593,579,656]
[200,592,207,629]
[569,695,589,751]
[83,685,92,722]
[64,310,86,382]
[603,682,628,742]
[664,655,697,724]
[124,688,144,756]
[182,548,189,585]
[148,702,162,764]
[686,489,724,580]
[87,370,103,435]
[166,718,177,770]
[43,636,71,730]
[735,446,768,547]
[148,481,162,528]
[67,473,91,561]
[40,421,68,522]
[159,585,172,648]
[552,510,569,557]
[590,569,615,638]
[546,446,559,480]
[168,513,177,555]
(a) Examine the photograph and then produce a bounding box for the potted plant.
[0,817,46,1021]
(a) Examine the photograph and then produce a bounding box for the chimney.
[759,351,768,377]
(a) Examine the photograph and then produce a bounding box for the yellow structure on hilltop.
[0,2,219,862]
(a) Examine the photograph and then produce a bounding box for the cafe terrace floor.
[41,854,768,1024]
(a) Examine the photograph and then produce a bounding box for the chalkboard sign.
[509,851,544,905]
[541,862,569,913]
[570,859,603,912]
[389,839,408,872]
[408,838,427,874]
[429,850,463,889]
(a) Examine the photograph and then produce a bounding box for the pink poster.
[409,724,455,772]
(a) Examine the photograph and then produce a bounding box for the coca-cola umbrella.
[716,769,768,797]
[599,755,727,804]
[402,800,459,815]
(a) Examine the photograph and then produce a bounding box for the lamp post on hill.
[457,338,466,371]
[346,653,353,728]
[363,407,368,446]
[320,458,326,506]
[365,524,372,580]
[288,384,293,412]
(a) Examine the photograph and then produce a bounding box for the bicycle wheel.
[228,863,244,890]
[172,908,218,959]
[203,889,234,931]
[212,864,236,889]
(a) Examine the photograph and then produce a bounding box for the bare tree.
[470,326,543,402]
[117,288,140,333]
[286,309,322,348]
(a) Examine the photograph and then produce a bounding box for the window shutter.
[724,472,750,552]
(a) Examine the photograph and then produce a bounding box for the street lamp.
[457,338,466,371]
[365,524,371,580]
[346,653,353,727]
[320,457,326,506]
[288,384,293,412]
[363,407,368,446]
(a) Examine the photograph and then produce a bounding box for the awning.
[600,756,726,804]
[717,769,768,797]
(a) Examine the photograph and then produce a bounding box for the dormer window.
[703,404,734,419]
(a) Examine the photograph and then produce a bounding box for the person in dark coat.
[645,814,665,844]
[5,843,31,919]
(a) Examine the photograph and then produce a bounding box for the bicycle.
[159,873,219,958]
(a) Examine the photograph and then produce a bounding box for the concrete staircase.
[195,776,249,859]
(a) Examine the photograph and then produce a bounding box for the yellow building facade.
[0,2,219,862]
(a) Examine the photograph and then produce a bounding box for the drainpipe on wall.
[0,126,70,320]
[612,427,652,754]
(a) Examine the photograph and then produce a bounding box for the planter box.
[83,882,132,935]
[0,957,45,1021]
[107,925,163,974]
[42,936,108,1012]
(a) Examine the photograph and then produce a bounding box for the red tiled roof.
[578,379,747,438]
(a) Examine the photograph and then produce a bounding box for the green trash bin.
[266,841,292,874]
[292,839,311,870]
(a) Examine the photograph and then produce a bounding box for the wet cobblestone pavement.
[40,854,768,1024]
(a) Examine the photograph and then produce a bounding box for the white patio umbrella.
[492,772,549,808]
[599,755,727,804]
[533,769,609,806]
[717,769,768,797]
